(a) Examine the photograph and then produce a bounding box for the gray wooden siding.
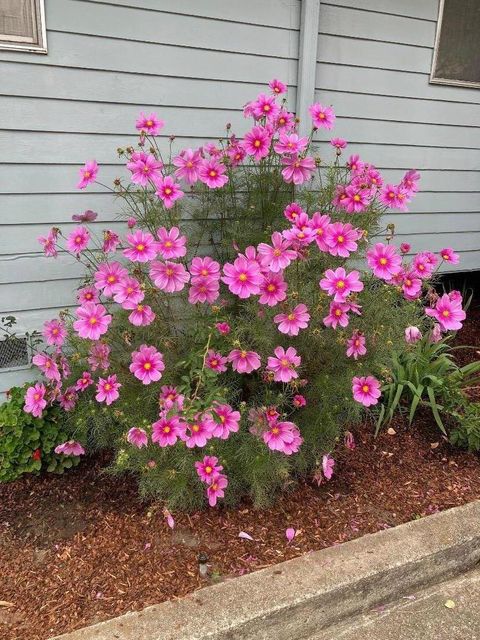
[314,0,480,267]
[0,0,301,393]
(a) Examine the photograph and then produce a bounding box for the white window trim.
[0,0,48,54]
[430,0,480,89]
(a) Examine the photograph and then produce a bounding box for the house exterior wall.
[0,0,478,393]
[314,0,480,264]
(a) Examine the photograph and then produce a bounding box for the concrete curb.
[52,500,480,640]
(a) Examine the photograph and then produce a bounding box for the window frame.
[0,0,48,54]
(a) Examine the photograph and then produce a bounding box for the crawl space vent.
[0,336,30,369]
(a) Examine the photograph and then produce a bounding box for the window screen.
[431,0,480,87]
[0,0,47,52]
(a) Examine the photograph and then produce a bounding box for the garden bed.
[1,301,479,640]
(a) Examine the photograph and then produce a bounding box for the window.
[430,0,480,88]
[0,0,47,53]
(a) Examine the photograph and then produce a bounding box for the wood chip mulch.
[1,300,479,640]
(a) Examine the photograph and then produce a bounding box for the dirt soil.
[1,299,479,640]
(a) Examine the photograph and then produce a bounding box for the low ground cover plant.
[4,80,476,507]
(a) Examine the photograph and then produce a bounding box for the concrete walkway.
[312,568,480,640]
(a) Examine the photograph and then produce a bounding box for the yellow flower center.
[89,317,97,324]
[205,466,213,473]
[136,243,145,251]
[107,275,116,283]
[335,309,342,317]
[52,328,59,334]
[34,393,40,400]
[238,273,247,282]
[362,384,370,393]
[336,280,345,289]
[281,358,289,366]
[379,257,387,265]
[192,424,200,432]
[146,120,153,126]
[166,268,174,276]
[353,194,361,202]
[137,304,144,311]
[165,240,172,247]
[267,284,276,292]
[105,383,112,391]
[164,187,172,195]
[240,350,247,358]
[254,140,261,148]
[84,171,91,178]
[209,170,217,177]
[442,310,450,317]
[144,362,152,370]
[287,313,295,320]
[271,426,280,434]
[163,425,171,433]
[337,235,344,243]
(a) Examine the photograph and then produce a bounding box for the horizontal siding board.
[47,0,299,59]
[76,0,301,29]
[0,62,295,109]
[320,0,438,21]
[1,280,80,312]
[0,368,38,396]
[0,254,92,284]
[315,63,480,105]
[394,232,480,252]
[383,211,480,235]
[317,34,431,74]
[315,90,480,127]
[0,32,299,83]
[319,4,436,48]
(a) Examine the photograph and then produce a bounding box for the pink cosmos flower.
[269,78,287,95]
[425,293,466,331]
[188,276,220,304]
[156,226,187,259]
[127,427,148,448]
[243,125,271,161]
[257,232,297,272]
[32,353,61,382]
[258,272,288,306]
[55,440,85,456]
[346,331,367,360]
[352,375,381,407]
[77,160,98,189]
[72,209,97,223]
[173,148,202,184]
[155,175,184,208]
[73,302,112,340]
[189,256,220,279]
[405,326,422,344]
[342,185,371,213]
[150,260,190,293]
[320,267,363,302]
[367,243,402,280]
[66,226,90,254]
[222,255,263,298]
[400,242,411,254]
[112,276,144,306]
[159,385,184,411]
[430,323,443,343]
[95,374,121,405]
[127,153,163,186]
[325,222,361,257]
[195,455,223,483]
[281,154,316,185]
[43,319,67,347]
[24,383,47,418]
[123,301,156,326]
[152,415,182,447]
[102,230,120,253]
[401,169,421,195]
[402,271,422,300]
[127,217,137,228]
[180,417,215,448]
[228,349,261,374]
[215,322,231,335]
[225,143,247,166]
[129,344,165,385]
[274,133,308,155]
[275,109,295,131]
[59,387,78,412]
[210,404,241,439]
[88,342,110,371]
[411,252,436,279]
[283,202,305,223]
[309,102,335,129]
[94,262,128,296]
[379,184,410,211]
[274,303,310,336]
[135,112,164,136]
[75,371,94,392]
[347,154,365,174]
[123,230,157,262]
[310,212,331,252]
[198,158,229,189]
[323,301,350,329]
[251,93,280,121]
[267,346,301,383]
[206,350,228,373]
[263,420,301,455]
[206,474,228,507]
[440,247,459,265]
[38,230,58,258]
[322,454,335,480]
[330,138,347,150]
[282,223,315,247]
[293,394,307,408]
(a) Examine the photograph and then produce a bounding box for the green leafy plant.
[450,402,480,452]
[0,385,80,482]
[377,335,480,435]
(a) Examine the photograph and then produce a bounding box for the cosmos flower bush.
[21,80,469,509]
